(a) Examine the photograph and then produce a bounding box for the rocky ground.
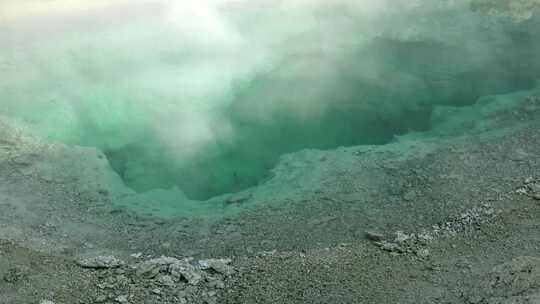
[1,90,540,304]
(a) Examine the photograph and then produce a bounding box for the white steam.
[2,0,525,199]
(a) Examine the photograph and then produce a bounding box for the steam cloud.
[1,0,539,199]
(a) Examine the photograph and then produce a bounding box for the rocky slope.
[1,85,540,303]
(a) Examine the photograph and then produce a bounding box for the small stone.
[135,256,179,278]
[375,241,403,253]
[177,291,187,299]
[365,230,384,242]
[77,256,124,269]
[136,263,160,278]
[206,298,217,304]
[529,183,540,194]
[95,295,108,303]
[534,194,540,201]
[198,258,234,276]
[39,301,55,304]
[516,187,528,195]
[403,190,417,201]
[416,248,430,258]
[115,295,129,303]
[152,288,161,295]
[394,231,411,243]
[468,295,483,304]
[130,252,143,259]
[114,274,129,285]
[115,268,126,275]
[208,278,226,289]
[426,263,442,271]
[157,275,175,287]
[418,232,433,244]
[260,239,273,247]
[170,262,203,285]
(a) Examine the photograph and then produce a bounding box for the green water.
[1,1,539,201]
